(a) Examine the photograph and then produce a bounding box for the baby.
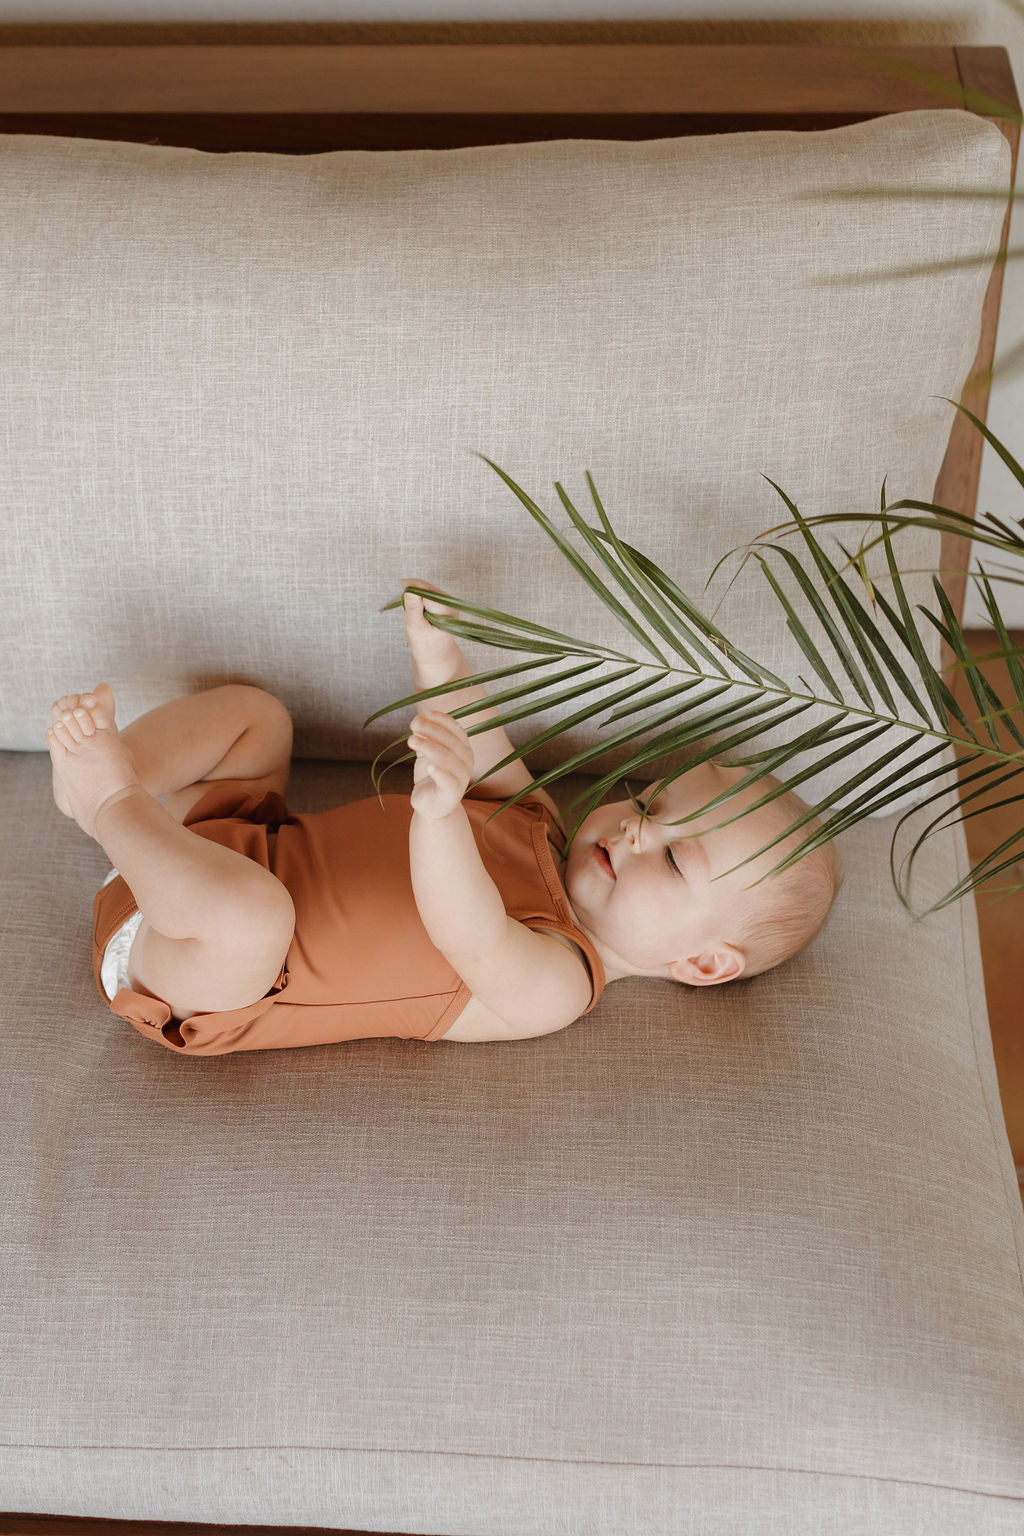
[46,579,841,1054]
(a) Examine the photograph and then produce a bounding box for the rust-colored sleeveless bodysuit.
[92,784,606,1056]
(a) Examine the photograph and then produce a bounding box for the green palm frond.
[787,42,1021,391]
[362,43,1024,916]
[802,243,1021,286]
[705,401,1024,607]
[365,427,1024,918]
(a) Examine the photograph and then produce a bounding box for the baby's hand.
[402,576,463,683]
[408,709,474,819]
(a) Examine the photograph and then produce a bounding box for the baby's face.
[560,760,789,986]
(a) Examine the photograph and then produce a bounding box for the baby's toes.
[71,704,96,737]
[53,710,87,745]
[51,694,83,723]
[48,720,75,752]
[84,685,115,731]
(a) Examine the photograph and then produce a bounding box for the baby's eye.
[648,807,686,878]
[646,800,680,876]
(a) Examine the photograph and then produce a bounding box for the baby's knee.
[236,683,291,719]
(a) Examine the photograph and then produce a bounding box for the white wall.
[3,0,1022,626]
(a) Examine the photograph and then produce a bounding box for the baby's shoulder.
[441,929,592,1043]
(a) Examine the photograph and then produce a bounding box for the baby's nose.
[620,814,643,845]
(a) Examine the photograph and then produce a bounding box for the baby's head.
[561,756,843,987]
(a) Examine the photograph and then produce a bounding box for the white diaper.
[99,867,144,1001]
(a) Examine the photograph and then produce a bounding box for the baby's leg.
[48,687,294,1016]
[50,682,292,817]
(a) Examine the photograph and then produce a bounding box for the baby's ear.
[669,947,745,986]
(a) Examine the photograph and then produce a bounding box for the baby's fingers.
[409,712,472,773]
[402,577,458,617]
[408,717,470,817]
[410,708,467,739]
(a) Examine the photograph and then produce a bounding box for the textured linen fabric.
[2,749,1023,1533]
[0,112,1011,820]
[2,112,1022,1534]
[90,784,605,1053]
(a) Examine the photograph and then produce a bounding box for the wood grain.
[0,42,974,151]
[949,630,1024,1177]
[0,43,963,114]
[0,1521,401,1536]
[932,48,1020,682]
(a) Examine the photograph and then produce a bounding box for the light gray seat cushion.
[3,752,1023,1532]
[1,108,1023,1533]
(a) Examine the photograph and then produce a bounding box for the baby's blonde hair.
[721,772,844,980]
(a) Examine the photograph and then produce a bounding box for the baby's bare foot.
[47,684,142,841]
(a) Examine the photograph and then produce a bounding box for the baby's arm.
[408,728,508,962]
[406,709,592,1037]
[401,577,559,812]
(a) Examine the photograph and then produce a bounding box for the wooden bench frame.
[0,38,1018,1536]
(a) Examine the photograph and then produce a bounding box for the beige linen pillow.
[0,110,1011,822]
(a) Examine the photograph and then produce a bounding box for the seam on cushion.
[0,1444,1020,1498]
[953,810,1024,1303]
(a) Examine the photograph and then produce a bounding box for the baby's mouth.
[595,841,616,878]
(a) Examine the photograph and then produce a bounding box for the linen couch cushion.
[0,111,1012,818]
[1,107,1022,1536]
[2,749,1022,1532]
